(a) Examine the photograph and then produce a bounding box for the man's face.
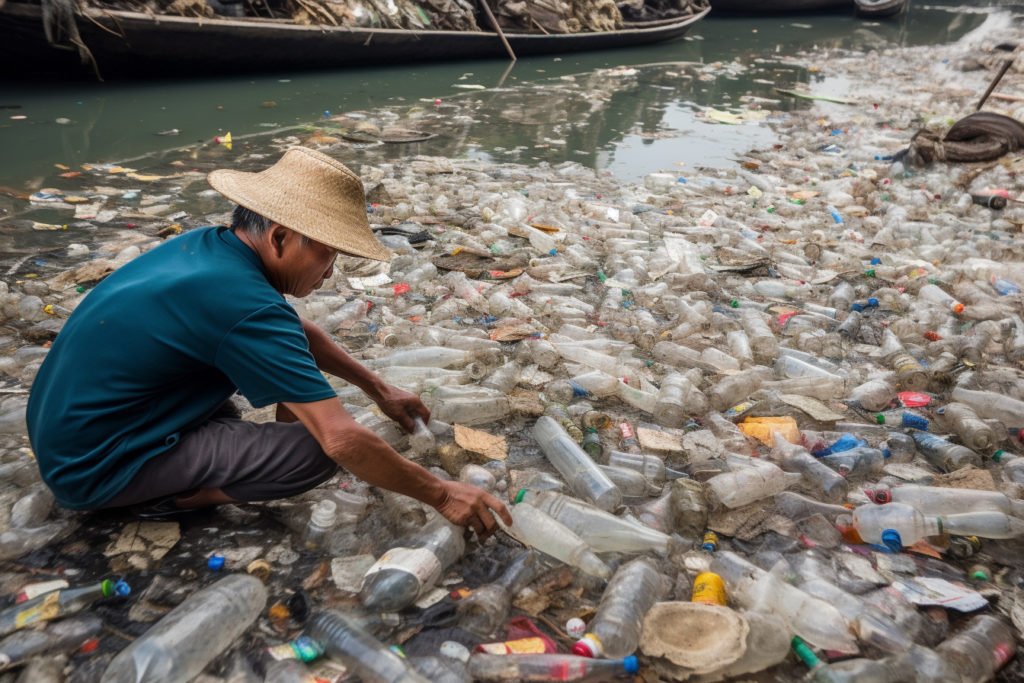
[279,228,338,298]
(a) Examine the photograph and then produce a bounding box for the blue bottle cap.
[850,302,865,312]
[114,579,131,597]
[870,257,882,265]
[623,655,640,674]
[208,555,226,571]
[867,297,879,307]
[881,529,903,553]
[901,413,929,431]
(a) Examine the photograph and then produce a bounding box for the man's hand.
[374,384,430,433]
[434,480,513,540]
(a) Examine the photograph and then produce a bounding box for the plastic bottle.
[918,283,965,315]
[705,457,802,509]
[607,450,686,483]
[0,613,102,672]
[360,516,466,612]
[102,575,265,683]
[516,489,670,555]
[711,552,857,653]
[429,387,514,426]
[408,417,436,457]
[533,416,622,512]
[768,434,848,503]
[303,500,337,552]
[935,615,1016,683]
[992,449,1024,484]
[306,610,430,683]
[456,551,540,636]
[0,578,129,638]
[597,464,659,497]
[880,330,929,392]
[866,484,1024,517]
[264,659,318,683]
[818,446,886,478]
[936,403,998,452]
[654,372,708,427]
[852,502,1024,546]
[847,377,896,412]
[467,654,639,682]
[951,385,1024,430]
[773,491,851,522]
[911,431,982,472]
[740,309,779,362]
[571,559,669,658]
[499,501,611,580]
[874,409,929,431]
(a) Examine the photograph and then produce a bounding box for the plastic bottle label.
[691,572,727,606]
[476,637,553,655]
[14,592,60,629]
[363,547,442,590]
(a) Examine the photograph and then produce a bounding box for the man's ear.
[269,223,287,257]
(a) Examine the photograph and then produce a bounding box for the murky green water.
[0,1,997,192]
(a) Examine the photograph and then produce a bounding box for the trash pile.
[4,14,1024,683]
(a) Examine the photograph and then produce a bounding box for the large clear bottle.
[516,489,670,555]
[910,431,982,471]
[866,484,1024,518]
[706,455,801,509]
[533,416,622,512]
[467,654,638,682]
[456,550,540,637]
[571,559,669,659]
[499,502,611,580]
[0,578,130,637]
[852,502,1024,545]
[936,403,998,452]
[951,385,1024,431]
[935,615,1016,683]
[710,552,857,653]
[769,433,849,503]
[360,516,466,612]
[306,610,430,683]
[102,575,266,683]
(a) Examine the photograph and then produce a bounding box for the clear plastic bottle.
[992,449,1024,484]
[852,502,1024,546]
[516,489,670,555]
[918,283,966,315]
[571,559,669,658]
[0,614,102,672]
[654,372,708,427]
[430,387,514,426]
[307,610,430,683]
[499,501,611,580]
[865,484,1024,518]
[360,516,466,612]
[935,615,1016,683]
[467,654,638,682]
[533,416,622,512]
[911,431,982,472]
[951,385,1024,430]
[456,551,540,636]
[597,464,659,497]
[847,377,896,412]
[303,500,338,552]
[102,575,266,683]
[818,446,886,478]
[936,403,997,452]
[710,552,857,653]
[773,491,851,522]
[708,367,771,411]
[740,309,779,362]
[769,434,848,503]
[0,578,130,638]
[705,457,802,509]
[408,417,436,457]
[607,450,685,484]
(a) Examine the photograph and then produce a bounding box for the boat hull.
[0,3,709,78]
[854,0,906,18]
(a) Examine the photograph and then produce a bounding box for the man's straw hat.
[208,147,390,261]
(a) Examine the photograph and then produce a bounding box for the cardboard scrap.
[778,394,847,422]
[738,416,799,446]
[104,521,180,571]
[933,467,997,492]
[637,427,684,455]
[454,424,508,461]
[331,554,376,593]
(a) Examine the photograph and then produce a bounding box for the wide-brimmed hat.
[208,147,390,261]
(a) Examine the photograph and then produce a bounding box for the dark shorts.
[101,412,338,509]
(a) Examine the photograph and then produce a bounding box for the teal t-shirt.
[26,227,337,510]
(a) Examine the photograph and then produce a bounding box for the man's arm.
[284,397,511,537]
[301,318,428,431]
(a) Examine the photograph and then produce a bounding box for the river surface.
[0,0,1002,193]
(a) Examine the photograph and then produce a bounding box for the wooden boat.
[0,0,710,79]
[854,0,907,18]
[709,0,850,13]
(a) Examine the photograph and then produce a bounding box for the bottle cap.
[623,655,640,674]
[875,413,886,425]
[867,297,879,307]
[865,269,876,278]
[208,555,226,571]
[870,257,882,265]
[881,529,903,553]
[513,489,529,505]
[993,450,1005,462]
[571,634,601,658]
[566,617,587,638]
[101,579,132,597]
[952,303,965,314]
[971,569,990,582]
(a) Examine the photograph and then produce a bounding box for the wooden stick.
[989,92,1024,103]
[478,0,516,62]
[977,58,1015,111]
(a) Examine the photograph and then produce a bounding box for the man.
[26,147,510,538]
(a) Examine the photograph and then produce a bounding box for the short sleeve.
[214,303,336,407]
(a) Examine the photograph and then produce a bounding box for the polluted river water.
[3,0,1024,682]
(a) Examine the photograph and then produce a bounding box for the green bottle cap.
[514,489,528,504]
[729,299,740,308]
[971,570,990,582]
[875,414,885,425]
[993,450,1005,462]
[791,636,821,669]
[865,269,876,278]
